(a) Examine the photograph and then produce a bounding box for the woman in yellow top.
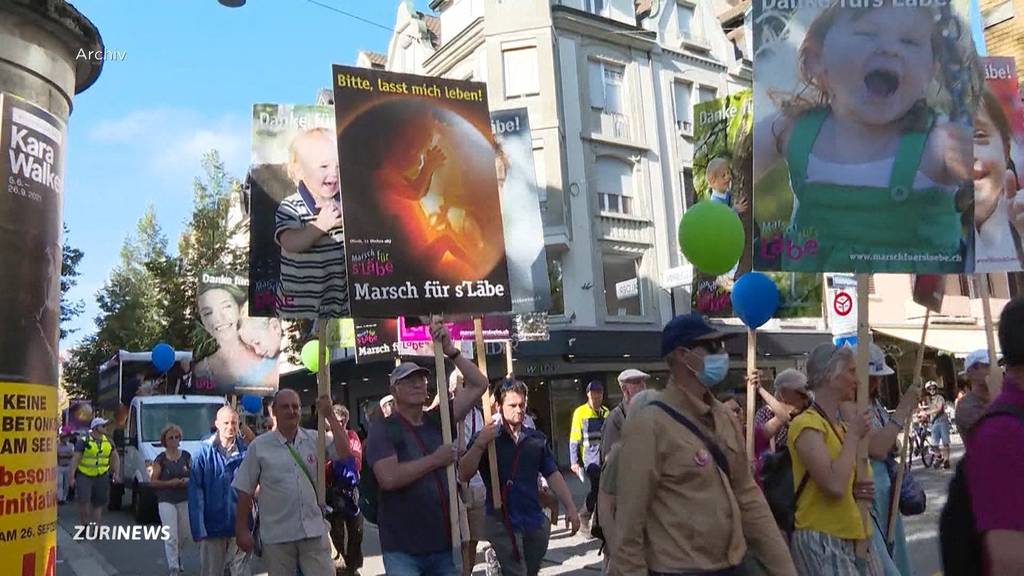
[789,343,879,576]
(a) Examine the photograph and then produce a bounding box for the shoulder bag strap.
[395,414,452,545]
[284,440,318,495]
[650,401,732,480]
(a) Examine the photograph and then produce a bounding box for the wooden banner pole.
[505,340,514,379]
[475,317,503,511]
[745,328,757,458]
[431,315,462,565]
[887,309,930,544]
[976,276,1003,398]
[854,274,872,560]
[315,320,329,508]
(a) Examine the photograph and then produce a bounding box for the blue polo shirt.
[468,426,557,532]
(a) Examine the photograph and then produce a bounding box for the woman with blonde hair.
[789,344,880,575]
[150,423,193,575]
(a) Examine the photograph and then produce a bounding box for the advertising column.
[1,3,102,573]
[0,93,65,576]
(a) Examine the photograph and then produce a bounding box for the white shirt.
[232,428,329,544]
[462,409,485,489]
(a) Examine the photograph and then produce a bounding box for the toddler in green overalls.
[753,1,974,272]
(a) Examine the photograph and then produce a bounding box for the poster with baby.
[752,0,980,273]
[248,104,349,319]
[194,272,281,396]
[690,90,753,316]
[974,57,1024,272]
[331,65,512,318]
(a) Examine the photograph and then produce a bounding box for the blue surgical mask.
[696,353,730,387]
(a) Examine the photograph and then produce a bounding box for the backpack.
[939,404,1024,575]
[358,418,404,525]
[760,447,809,534]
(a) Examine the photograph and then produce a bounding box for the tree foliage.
[60,224,85,342]
[63,150,249,399]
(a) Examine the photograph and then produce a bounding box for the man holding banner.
[365,321,489,575]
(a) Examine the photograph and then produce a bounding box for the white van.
[120,394,226,523]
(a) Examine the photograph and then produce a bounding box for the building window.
[674,81,693,134]
[586,0,606,16]
[682,168,695,207]
[698,85,717,104]
[532,144,547,203]
[603,254,643,317]
[589,60,629,138]
[677,3,697,41]
[502,47,540,98]
[595,157,634,215]
[546,248,565,316]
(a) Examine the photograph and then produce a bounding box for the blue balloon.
[730,272,780,329]
[241,395,263,414]
[152,343,176,373]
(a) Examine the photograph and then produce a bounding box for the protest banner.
[912,274,946,313]
[975,57,1024,272]
[399,316,511,343]
[752,0,978,273]
[691,90,753,316]
[248,104,348,319]
[354,319,400,364]
[194,272,280,396]
[332,65,512,317]
[491,108,551,313]
[0,93,64,574]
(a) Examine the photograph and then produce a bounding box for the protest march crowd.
[65,300,1018,576]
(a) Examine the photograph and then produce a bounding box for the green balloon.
[678,200,745,276]
[301,340,324,373]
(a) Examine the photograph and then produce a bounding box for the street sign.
[615,277,639,300]
[826,274,858,338]
[662,265,694,289]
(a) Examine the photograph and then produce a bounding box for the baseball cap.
[389,362,430,386]
[854,342,895,377]
[586,381,604,392]
[960,349,993,375]
[379,394,395,408]
[925,380,939,390]
[90,417,109,429]
[617,369,650,383]
[660,313,732,357]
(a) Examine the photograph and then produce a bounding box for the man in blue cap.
[569,379,608,535]
[609,313,796,575]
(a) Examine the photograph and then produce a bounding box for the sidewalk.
[57,471,602,576]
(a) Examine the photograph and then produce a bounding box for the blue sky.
[63,0,429,348]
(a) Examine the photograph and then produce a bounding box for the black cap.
[660,313,731,357]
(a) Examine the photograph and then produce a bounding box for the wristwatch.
[446,349,461,361]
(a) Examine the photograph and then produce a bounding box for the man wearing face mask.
[608,313,796,576]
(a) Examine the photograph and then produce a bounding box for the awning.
[872,325,999,356]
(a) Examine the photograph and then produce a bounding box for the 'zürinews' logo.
[73,525,170,541]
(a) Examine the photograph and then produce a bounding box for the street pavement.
[56,473,601,576]
[56,437,960,576]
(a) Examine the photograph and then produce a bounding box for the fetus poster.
[752,0,979,273]
[332,65,512,317]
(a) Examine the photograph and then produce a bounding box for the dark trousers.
[585,464,601,513]
[328,511,363,571]
[649,568,738,576]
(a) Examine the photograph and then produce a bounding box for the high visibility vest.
[77,436,112,477]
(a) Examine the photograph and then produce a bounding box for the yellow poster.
[0,383,58,576]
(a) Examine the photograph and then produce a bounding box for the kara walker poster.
[752,0,979,274]
[332,65,512,317]
[248,104,349,319]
